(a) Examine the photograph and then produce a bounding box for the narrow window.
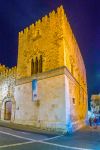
[39,55,42,73]
[31,59,34,75]
[71,64,74,75]
[72,98,75,104]
[83,91,84,103]
[35,57,38,74]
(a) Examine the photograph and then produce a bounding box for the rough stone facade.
[0,6,87,132]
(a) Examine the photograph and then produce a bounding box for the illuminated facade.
[91,94,100,114]
[0,6,87,132]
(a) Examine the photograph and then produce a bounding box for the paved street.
[0,126,100,150]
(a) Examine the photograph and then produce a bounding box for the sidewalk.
[0,120,62,135]
[0,120,99,135]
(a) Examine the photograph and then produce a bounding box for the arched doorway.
[4,101,12,120]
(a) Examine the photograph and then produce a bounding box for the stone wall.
[14,67,87,132]
[14,73,67,132]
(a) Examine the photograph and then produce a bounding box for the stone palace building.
[0,6,87,132]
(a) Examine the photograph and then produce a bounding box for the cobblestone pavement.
[0,126,100,150]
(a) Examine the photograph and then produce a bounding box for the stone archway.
[4,101,12,120]
[1,96,16,122]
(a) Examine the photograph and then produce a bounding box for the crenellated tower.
[17,5,87,125]
[17,6,86,90]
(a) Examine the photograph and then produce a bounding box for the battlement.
[0,66,17,79]
[18,5,80,59]
[18,5,79,55]
[19,5,65,37]
[0,64,8,72]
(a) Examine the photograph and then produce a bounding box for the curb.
[0,121,63,136]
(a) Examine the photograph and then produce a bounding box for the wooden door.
[4,101,12,120]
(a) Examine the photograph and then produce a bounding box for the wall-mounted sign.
[32,79,38,101]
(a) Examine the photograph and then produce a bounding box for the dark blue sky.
[0,0,100,103]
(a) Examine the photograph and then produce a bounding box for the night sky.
[0,0,100,106]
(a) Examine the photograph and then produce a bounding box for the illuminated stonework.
[0,65,17,120]
[0,6,87,132]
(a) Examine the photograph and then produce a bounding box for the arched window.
[39,55,42,73]
[31,59,34,75]
[35,57,38,74]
